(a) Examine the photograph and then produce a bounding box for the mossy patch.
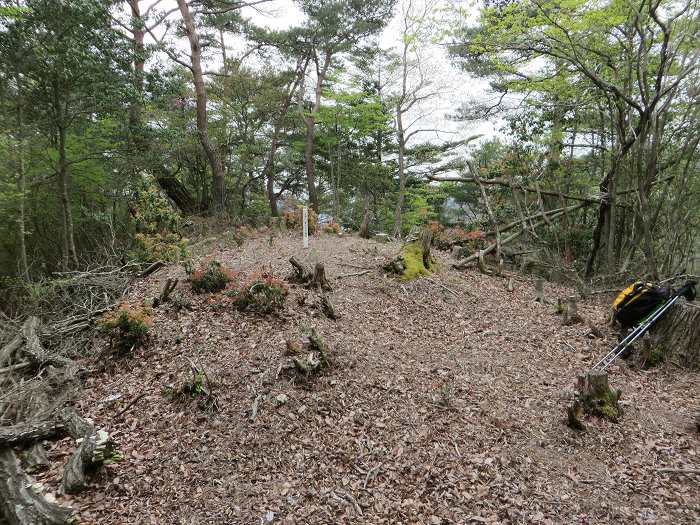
[400,242,434,280]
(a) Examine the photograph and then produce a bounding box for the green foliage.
[130,184,188,263]
[225,271,288,314]
[189,261,236,294]
[99,304,153,352]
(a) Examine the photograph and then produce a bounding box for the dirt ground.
[46,232,699,524]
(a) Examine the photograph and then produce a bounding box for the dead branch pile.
[0,317,115,524]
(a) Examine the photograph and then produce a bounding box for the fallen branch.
[113,392,148,421]
[139,261,165,278]
[454,208,572,269]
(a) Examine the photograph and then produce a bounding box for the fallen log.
[0,448,73,525]
[0,420,65,448]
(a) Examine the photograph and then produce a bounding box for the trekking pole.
[592,295,680,371]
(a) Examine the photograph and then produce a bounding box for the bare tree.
[390,0,445,238]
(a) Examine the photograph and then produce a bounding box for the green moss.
[585,389,623,421]
[400,242,433,280]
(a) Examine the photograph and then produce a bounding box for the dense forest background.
[1,0,698,308]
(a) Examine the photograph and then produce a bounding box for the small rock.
[275,394,289,405]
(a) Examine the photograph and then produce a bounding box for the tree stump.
[644,299,699,369]
[563,296,583,325]
[506,277,514,292]
[288,257,331,291]
[567,371,623,430]
[534,278,546,303]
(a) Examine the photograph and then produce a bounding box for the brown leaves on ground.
[44,233,698,524]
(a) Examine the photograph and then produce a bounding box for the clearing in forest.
[35,234,700,523]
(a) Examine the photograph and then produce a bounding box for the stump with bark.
[563,296,583,325]
[534,278,546,303]
[567,371,623,430]
[288,257,332,291]
[643,299,699,369]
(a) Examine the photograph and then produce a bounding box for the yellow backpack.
[612,281,653,313]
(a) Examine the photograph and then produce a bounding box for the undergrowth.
[189,260,237,294]
[225,271,288,313]
[99,303,153,352]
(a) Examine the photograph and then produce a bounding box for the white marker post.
[302,206,309,248]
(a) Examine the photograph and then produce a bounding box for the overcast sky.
[143,0,504,151]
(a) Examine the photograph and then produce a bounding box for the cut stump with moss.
[567,371,623,430]
[383,242,434,280]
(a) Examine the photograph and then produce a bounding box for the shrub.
[130,184,188,263]
[284,206,318,233]
[99,303,153,352]
[323,221,342,235]
[132,232,188,263]
[431,224,487,252]
[189,260,237,294]
[226,271,288,313]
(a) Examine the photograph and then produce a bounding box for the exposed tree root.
[0,449,73,525]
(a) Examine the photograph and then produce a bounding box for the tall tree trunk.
[262,58,307,217]
[128,0,145,129]
[15,72,29,281]
[177,0,226,215]
[393,104,406,238]
[57,123,77,269]
[302,52,331,214]
[304,120,319,212]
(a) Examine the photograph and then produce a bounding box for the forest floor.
[42,232,698,524]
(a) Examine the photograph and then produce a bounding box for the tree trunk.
[359,197,371,239]
[567,371,623,430]
[263,58,307,217]
[301,53,330,214]
[57,124,78,269]
[15,73,29,281]
[155,171,198,214]
[393,104,406,238]
[177,0,227,214]
[128,0,145,129]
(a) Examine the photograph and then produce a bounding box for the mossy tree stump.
[567,371,623,430]
[383,242,433,280]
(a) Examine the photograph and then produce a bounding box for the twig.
[250,394,262,422]
[0,362,31,375]
[363,463,382,489]
[113,392,148,421]
[424,277,474,297]
[656,468,700,475]
[336,269,373,279]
